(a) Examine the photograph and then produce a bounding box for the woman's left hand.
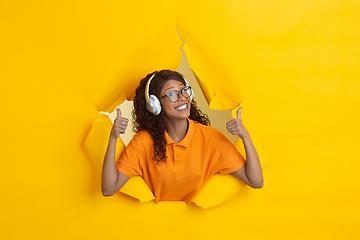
[226,107,250,139]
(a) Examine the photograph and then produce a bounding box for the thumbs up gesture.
[226,107,249,140]
[110,108,129,140]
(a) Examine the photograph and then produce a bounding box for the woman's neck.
[165,118,189,143]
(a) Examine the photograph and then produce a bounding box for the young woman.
[101,70,263,202]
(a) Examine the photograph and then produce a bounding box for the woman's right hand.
[103,108,131,196]
[110,108,129,140]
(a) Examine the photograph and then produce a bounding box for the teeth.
[176,104,187,110]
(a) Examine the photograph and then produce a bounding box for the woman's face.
[160,79,191,120]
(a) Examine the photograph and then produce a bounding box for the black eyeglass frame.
[160,86,192,103]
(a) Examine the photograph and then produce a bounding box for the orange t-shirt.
[116,119,246,202]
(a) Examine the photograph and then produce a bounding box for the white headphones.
[145,72,194,115]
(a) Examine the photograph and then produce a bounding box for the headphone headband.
[145,73,156,105]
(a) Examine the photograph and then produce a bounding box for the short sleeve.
[116,136,143,177]
[213,134,246,175]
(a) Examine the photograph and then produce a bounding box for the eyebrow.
[164,87,174,94]
[164,83,184,95]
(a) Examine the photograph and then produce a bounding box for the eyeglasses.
[161,86,192,102]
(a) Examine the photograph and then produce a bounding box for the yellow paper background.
[1,0,359,239]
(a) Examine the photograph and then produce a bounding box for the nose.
[178,91,187,102]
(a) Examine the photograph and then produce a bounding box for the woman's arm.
[226,107,264,188]
[101,109,131,196]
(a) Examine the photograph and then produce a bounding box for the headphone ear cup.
[147,95,161,115]
[190,88,194,101]
[184,86,194,102]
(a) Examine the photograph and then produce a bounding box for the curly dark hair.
[132,69,211,164]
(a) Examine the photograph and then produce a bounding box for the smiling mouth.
[175,103,188,110]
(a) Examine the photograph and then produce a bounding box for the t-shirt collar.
[165,118,194,148]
